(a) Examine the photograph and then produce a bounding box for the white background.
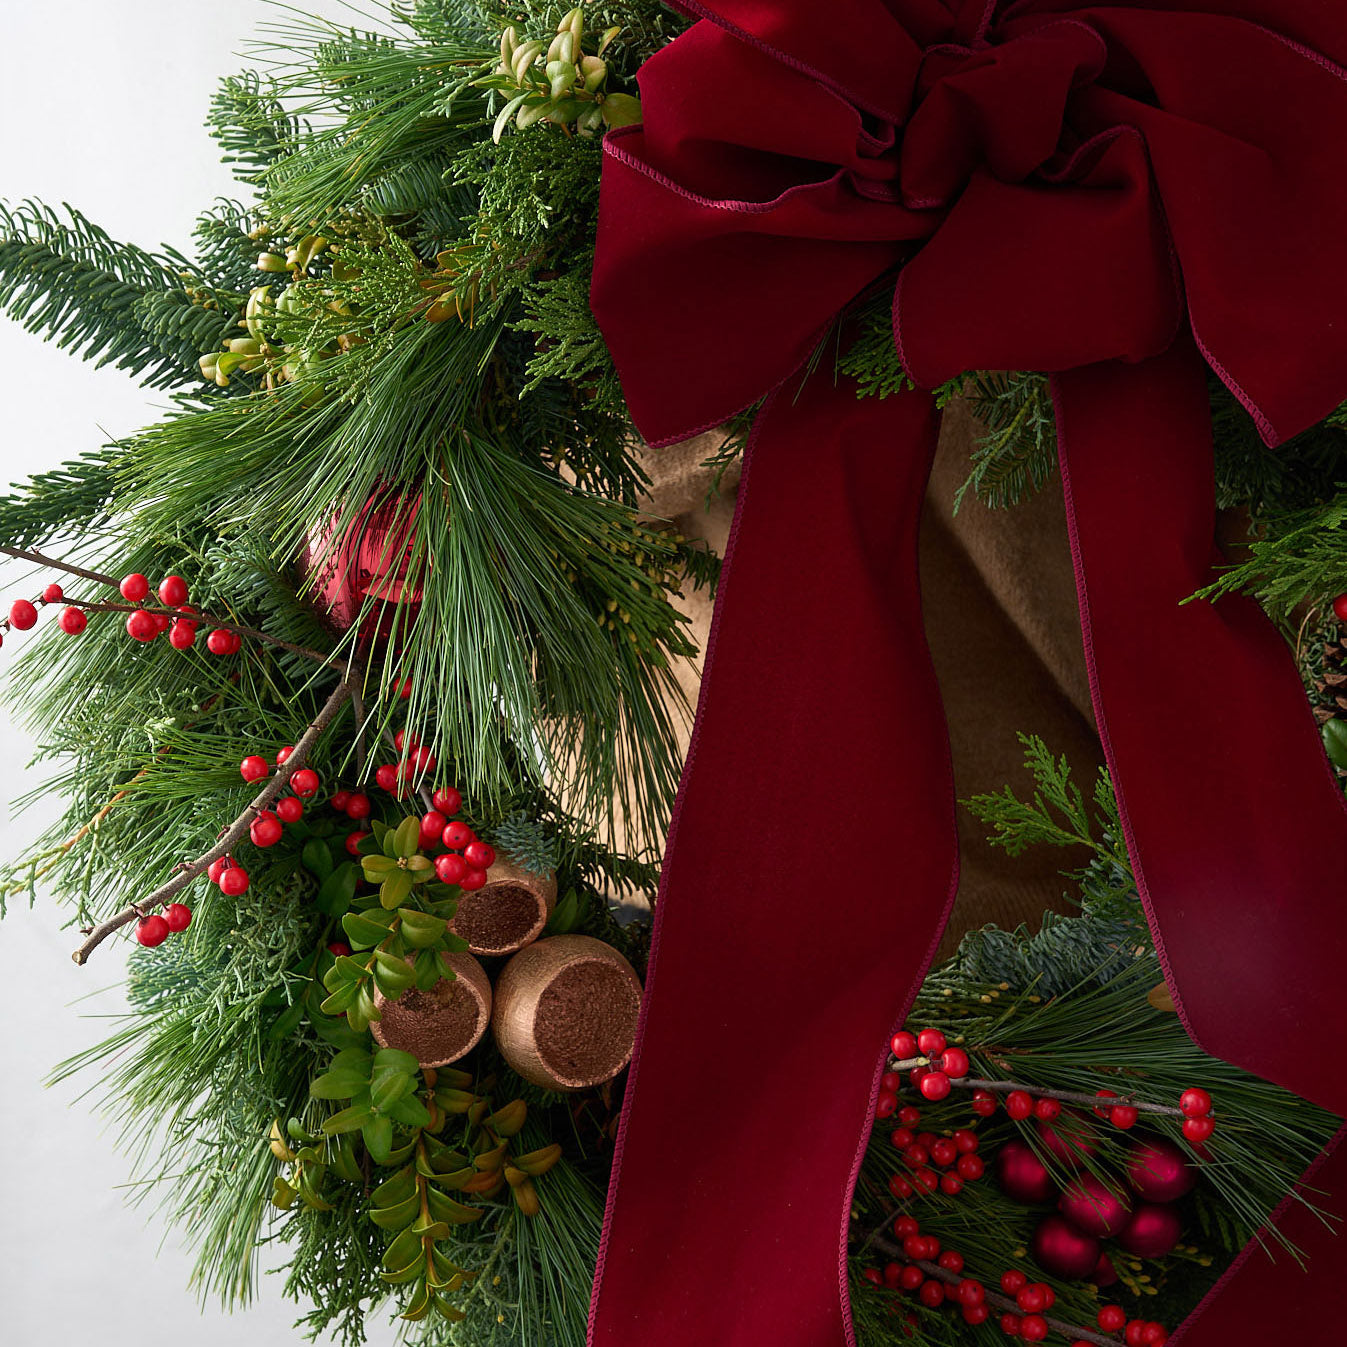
[0,3,397,1342]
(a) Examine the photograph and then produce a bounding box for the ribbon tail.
[588,376,960,1346]
[1053,343,1347,1339]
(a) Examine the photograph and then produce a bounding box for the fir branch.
[954,372,1058,513]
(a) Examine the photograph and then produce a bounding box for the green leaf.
[271,1176,297,1210]
[371,1067,416,1113]
[315,861,359,916]
[322,1104,375,1135]
[374,1047,421,1075]
[363,1114,395,1164]
[362,854,398,879]
[546,888,581,934]
[382,1225,424,1277]
[393,815,421,859]
[413,948,443,990]
[344,909,396,949]
[319,982,360,1017]
[385,1092,432,1128]
[425,1186,485,1225]
[401,1277,434,1322]
[267,1001,305,1042]
[371,1165,418,1209]
[1324,718,1347,770]
[301,837,334,881]
[374,949,417,996]
[310,1067,370,1100]
[369,1191,420,1230]
[380,870,414,909]
[398,907,447,948]
[599,92,642,128]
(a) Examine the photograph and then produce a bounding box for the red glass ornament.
[1029,1214,1103,1280]
[1125,1137,1197,1203]
[1059,1173,1132,1237]
[1090,1251,1119,1288]
[994,1139,1057,1205]
[1036,1109,1098,1170]
[1117,1203,1183,1259]
[890,1030,918,1059]
[163,903,192,932]
[58,607,87,634]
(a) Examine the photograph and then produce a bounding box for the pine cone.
[1311,628,1347,725]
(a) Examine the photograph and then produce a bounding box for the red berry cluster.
[994,1269,1058,1341]
[885,1104,983,1199]
[1177,1087,1215,1144]
[883,1027,970,1107]
[1097,1304,1168,1345]
[114,573,207,648]
[135,902,192,947]
[372,728,438,799]
[860,1215,989,1329]
[207,854,251,897]
[240,748,320,849]
[1,580,86,646]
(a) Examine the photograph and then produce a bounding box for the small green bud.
[257,252,287,272]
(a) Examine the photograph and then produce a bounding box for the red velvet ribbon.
[587,2,1347,1343]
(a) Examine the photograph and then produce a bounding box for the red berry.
[939,1172,963,1195]
[207,857,230,884]
[1005,1090,1033,1120]
[861,1267,882,1287]
[1016,1284,1046,1314]
[219,866,249,896]
[442,820,473,849]
[136,914,170,946]
[938,1046,970,1079]
[276,746,293,764]
[887,1172,910,1198]
[175,604,198,623]
[881,1071,902,1093]
[902,1144,928,1170]
[435,852,468,884]
[1000,1314,1022,1336]
[1098,1307,1127,1332]
[327,941,351,957]
[164,903,192,932]
[962,1303,989,1325]
[127,609,158,642]
[250,811,283,847]
[431,786,462,815]
[206,628,234,654]
[893,1215,920,1239]
[418,810,447,848]
[954,1276,981,1304]
[464,840,496,870]
[898,1264,923,1291]
[396,676,412,699]
[240,755,269,782]
[345,830,369,856]
[971,1089,997,1116]
[1000,1270,1027,1295]
[331,789,352,812]
[1182,1115,1216,1143]
[158,576,189,606]
[1034,1283,1055,1310]
[1142,1325,1168,1346]
[930,1138,958,1168]
[1179,1087,1213,1117]
[890,1030,918,1059]
[1094,1089,1120,1118]
[1034,1097,1062,1121]
[912,1167,938,1193]
[917,1280,944,1309]
[1334,594,1347,623]
[1110,1104,1139,1129]
[459,867,488,891]
[41,583,63,603]
[909,1066,929,1091]
[881,1261,903,1288]
[916,1028,946,1057]
[169,621,196,649]
[403,745,435,774]
[1020,1313,1049,1342]
[896,1106,922,1127]
[345,791,371,820]
[1125,1322,1148,1347]
[276,797,303,824]
[956,1153,984,1180]
[952,1129,979,1153]
[375,763,399,791]
[58,607,87,634]
[290,768,320,797]
[119,573,149,601]
[876,1091,898,1119]
[393,729,418,753]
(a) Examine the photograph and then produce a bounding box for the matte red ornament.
[994,1139,1056,1205]
[1125,1137,1197,1203]
[1030,1215,1102,1281]
[1058,1173,1132,1238]
[1117,1203,1184,1259]
[1036,1110,1099,1170]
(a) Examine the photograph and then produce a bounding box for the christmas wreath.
[2,3,1347,1345]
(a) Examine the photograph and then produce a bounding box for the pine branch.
[954,372,1058,512]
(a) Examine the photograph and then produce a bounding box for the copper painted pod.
[371,951,492,1068]
[448,853,557,957]
[492,935,643,1091]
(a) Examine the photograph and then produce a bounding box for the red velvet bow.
[589,3,1347,1345]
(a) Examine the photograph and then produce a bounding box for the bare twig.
[71,676,355,964]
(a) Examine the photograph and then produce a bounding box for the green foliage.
[954,372,1058,512]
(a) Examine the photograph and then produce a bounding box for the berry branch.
[868,1232,1126,1347]
[70,675,354,964]
[0,544,340,671]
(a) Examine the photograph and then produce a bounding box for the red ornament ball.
[1090,1252,1120,1288]
[1125,1137,1197,1203]
[136,914,171,947]
[994,1139,1057,1205]
[240,755,269,783]
[158,575,189,606]
[464,840,496,870]
[119,573,149,602]
[169,621,196,649]
[435,852,468,884]
[290,768,320,798]
[345,791,371,820]
[1059,1173,1132,1238]
[431,786,462,816]
[41,583,63,603]
[58,607,87,635]
[276,797,304,824]
[164,903,192,932]
[1117,1203,1183,1259]
[890,1030,918,1059]
[919,1071,951,1102]
[219,866,250,896]
[1036,1109,1099,1170]
[916,1028,946,1057]
[1030,1214,1103,1281]
[1005,1090,1034,1120]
